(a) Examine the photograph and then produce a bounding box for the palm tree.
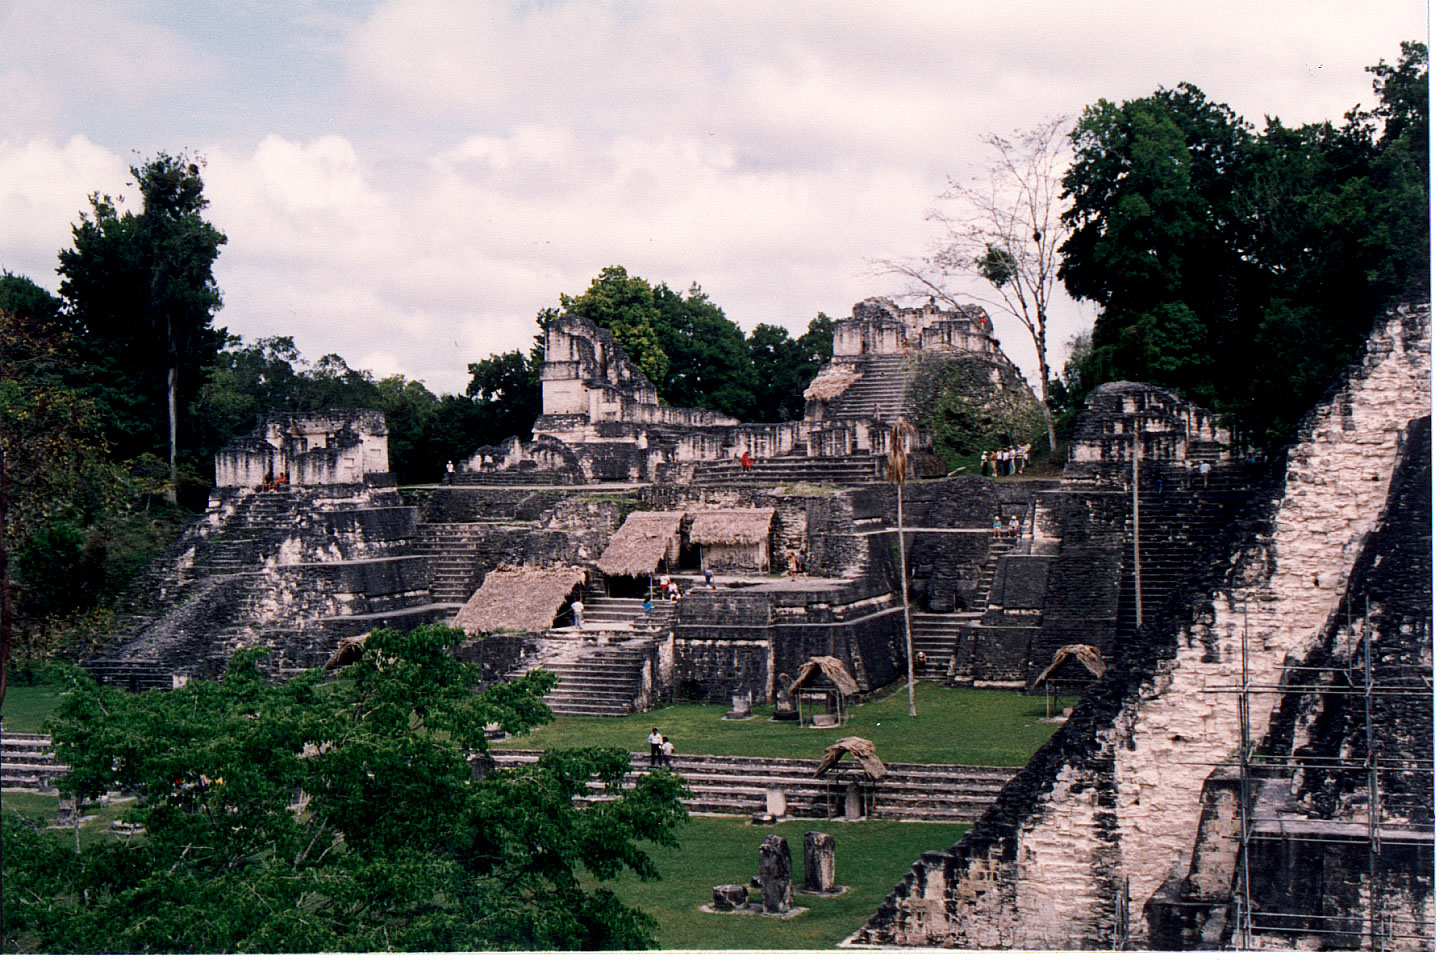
[885,418,917,717]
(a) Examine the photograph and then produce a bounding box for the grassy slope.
[509,681,1075,767]
[2,684,64,733]
[588,815,967,951]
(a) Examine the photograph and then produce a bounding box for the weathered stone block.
[758,834,793,913]
[802,831,836,893]
[712,884,748,911]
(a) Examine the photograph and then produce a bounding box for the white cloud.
[0,135,129,285]
[0,0,1424,398]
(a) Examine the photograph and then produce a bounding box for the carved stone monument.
[725,690,753,719]
[54,794,79,828]
[757,834,793,914]
[802,831,836,893]
[772,673,798,721]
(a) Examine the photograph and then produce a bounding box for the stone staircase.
[580,586,676,636]
[508,638,656,717]
[491,748,1016,822]
[413,521,495,605]
[690,453,881,486]
[448,469,577,487]
[825,355,917,422]
[1,733,66,790]
[1115,469,1256,644]
[909,612,978,671]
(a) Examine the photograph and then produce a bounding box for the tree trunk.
[166,362,178,503]
[898,483,915,718]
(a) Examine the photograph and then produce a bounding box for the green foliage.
[465,348,541,442]
[747,312,835,421]
[57,153,228,469]
[913,355,1046,471]
[543,266,837,422]
[0,271,61,322]
[5,625,689,953]
[560,265,672,386]
[1060,45,1429,447]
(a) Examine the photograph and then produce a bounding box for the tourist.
[446,460,455,474]
[277,471,289,488]
[787,552,798,580]
[262,469,274,492]
[642,596,654,618]
[570,598,584,629]
[1008,514,1020,537]
[740,449,754,472]
[797,549,806,575]
[668,580,681,602]
[993,514,1003,540]
[660,736,674,767]
[648,727,663,768]
[979,451,989,476]
[1199,460,1211,489]
[704,568,715,589]
[914,650,928,676]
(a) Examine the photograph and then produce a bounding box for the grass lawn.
[1,792,140,851]
[586,814,966,950]
[509,681,1074,767]
[2,683,65,733]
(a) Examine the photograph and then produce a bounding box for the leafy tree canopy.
[4,625,689,952]
[57,154,228,478]
[1059,44,1428,447]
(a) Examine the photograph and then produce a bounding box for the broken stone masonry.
[847,300,1432,950]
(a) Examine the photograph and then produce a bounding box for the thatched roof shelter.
[451,565,587,634]
[1032,644,1106,685]
[324,636,365,670]
[815,737,887,780]
[688,507,775,546]
[789,656,861,698]
[804,366,861,402]
[597,511,684,577]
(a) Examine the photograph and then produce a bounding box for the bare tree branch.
[877,116,1073,450]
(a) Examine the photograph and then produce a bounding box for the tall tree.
[558,266,669,386]
[748,312,835,422]
[1059,45,1427,446]
[59,153,227,501]
[5,626,689,952]
[882,118,1071,450]
[0,310,115,710]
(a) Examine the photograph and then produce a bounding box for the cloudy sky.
[1,1,1426,395]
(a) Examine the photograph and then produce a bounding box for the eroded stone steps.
[491,748,1014,821]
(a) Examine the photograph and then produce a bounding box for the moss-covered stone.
[911,354,1045,472]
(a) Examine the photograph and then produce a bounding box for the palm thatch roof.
[597,511,684,577]
[804,365,861,402]
[451,565,587,634]
[324,636,365,670]
[688,507,775,546]
[789,656,861,697]
[815,736,887,779]
[1032,644,1106,685]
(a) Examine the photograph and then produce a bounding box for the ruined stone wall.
[849,301,1430,949]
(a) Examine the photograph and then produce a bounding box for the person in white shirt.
[648,728,662,768]
[570,599,583,629]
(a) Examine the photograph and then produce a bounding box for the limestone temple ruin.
[85,296,1432,950]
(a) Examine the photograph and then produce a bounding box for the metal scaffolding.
[1233,596,1435,950]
